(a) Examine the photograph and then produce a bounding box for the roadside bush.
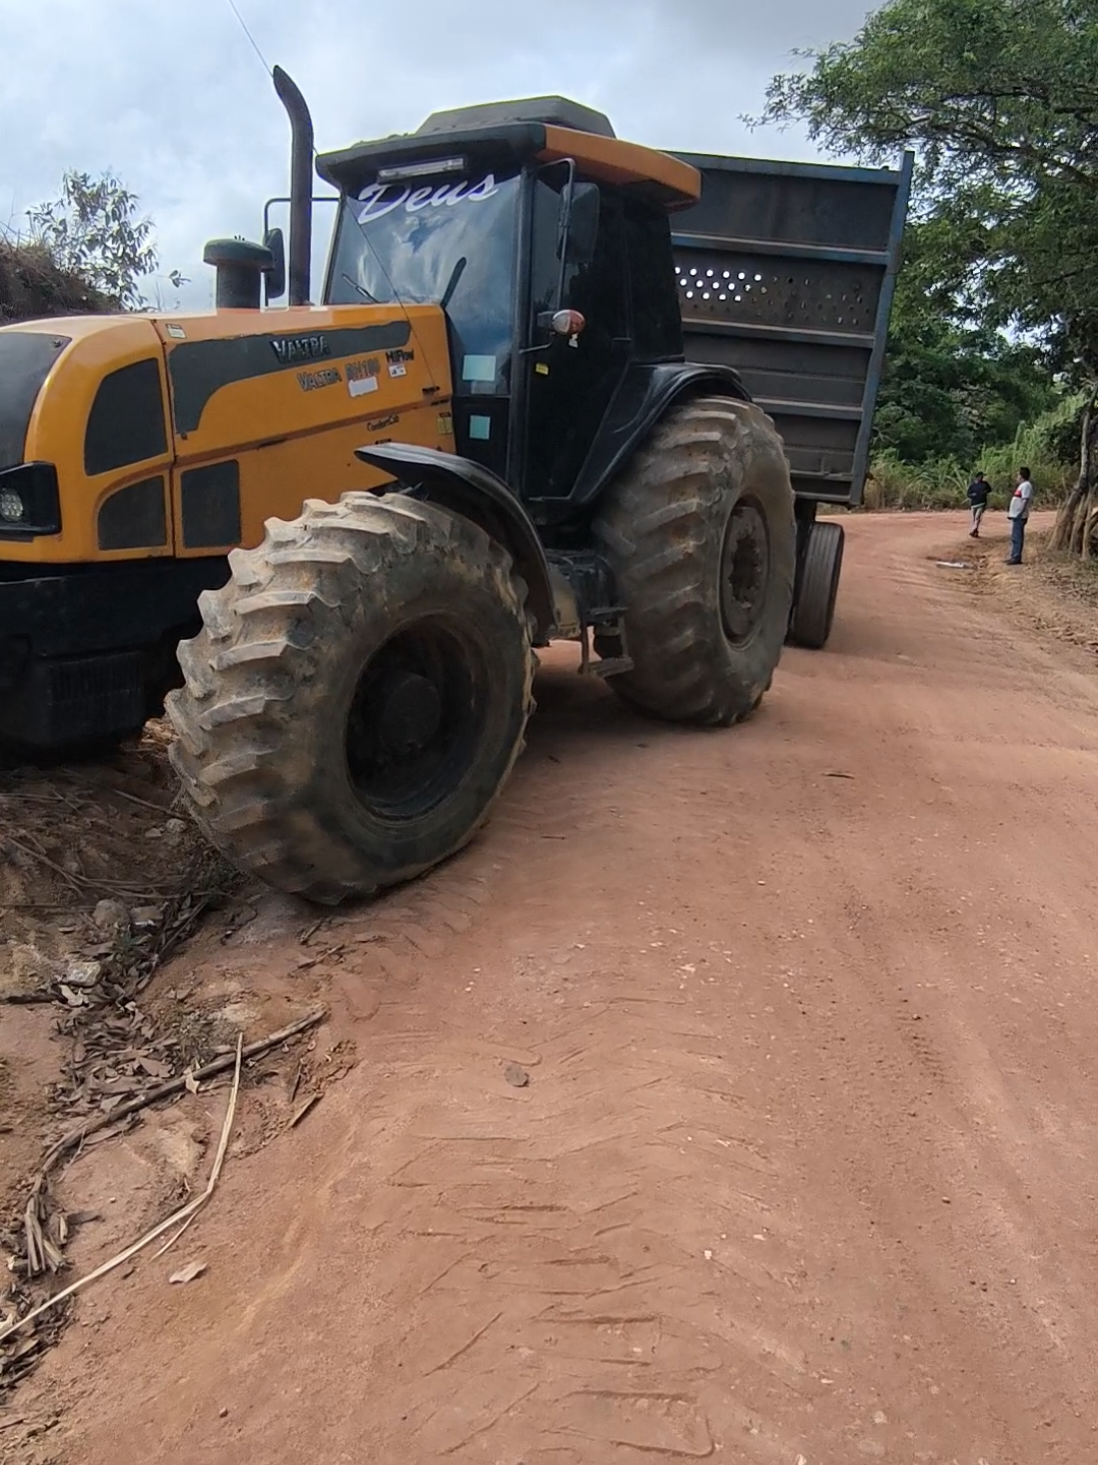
[865,402,1079,512]
[0,237,110,323]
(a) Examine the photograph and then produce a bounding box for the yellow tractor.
[0,70,909,903]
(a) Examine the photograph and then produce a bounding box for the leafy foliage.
[762,0,1098,552]
[24,171,181,311]
[877,222,1060,462]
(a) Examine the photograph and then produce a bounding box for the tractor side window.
[625,203,684,361]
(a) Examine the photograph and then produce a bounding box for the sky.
[1,0,878,310]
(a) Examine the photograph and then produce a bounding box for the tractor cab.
[313,99,703,535]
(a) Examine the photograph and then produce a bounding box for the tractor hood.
[0,308,438,472]
[0,303,451,563]
[0,314,167,475]
[0,315,178,546]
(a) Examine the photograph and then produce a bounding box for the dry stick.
[290,1093,322,1128]
[151,1034,248,1260]
[3,826,195,900]
[70,782,174,816]
[2,831,151,900]
[3,834,87,895]
[0,1035,246,1345]
[300,917,326,946]
[150,1204,201,1261]
[0,903,95,914]
[20,1008,326,1272]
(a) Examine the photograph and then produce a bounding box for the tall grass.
[863,453,968,511]
[863,398,1080,512]
[864,450,1074,511]
[867,398,1078,512]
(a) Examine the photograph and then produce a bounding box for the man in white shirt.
[1006,466,1034,564]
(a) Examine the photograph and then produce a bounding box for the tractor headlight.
[0,489,25,522]
[0,463,60,535]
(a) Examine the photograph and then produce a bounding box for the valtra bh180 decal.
[346,357,380,398]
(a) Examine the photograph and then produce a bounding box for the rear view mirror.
[264,227,287,302]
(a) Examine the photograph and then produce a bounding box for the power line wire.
[225,0,272,74]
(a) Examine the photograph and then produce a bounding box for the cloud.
[1,0,876,307]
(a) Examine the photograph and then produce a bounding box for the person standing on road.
[1006,466,1035,564]
[966,471,991,537]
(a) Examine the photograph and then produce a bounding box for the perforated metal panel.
[670,152,912,506]
[675,254,877,337]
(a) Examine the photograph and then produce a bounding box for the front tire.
[593,395,796,725]
[166,493,534,905]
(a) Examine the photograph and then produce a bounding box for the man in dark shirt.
[966,471,991,537]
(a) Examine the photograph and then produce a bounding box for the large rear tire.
[166,493,535,905]
[788,520,844,650]
[593,395,795,725]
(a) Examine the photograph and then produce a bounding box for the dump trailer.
[669,151,912,648]
[0,70,909,902]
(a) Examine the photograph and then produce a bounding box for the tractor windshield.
[326,167,520,393]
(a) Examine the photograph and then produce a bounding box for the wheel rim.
[719,496,771,645]
[345,617,489,821]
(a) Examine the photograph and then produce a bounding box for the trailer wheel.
[593,395,795,726]
[167,493,535,905]
[788,520,844,650]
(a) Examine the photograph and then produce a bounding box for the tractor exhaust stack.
[272,66,314,307]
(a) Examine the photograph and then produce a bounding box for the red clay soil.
[13,511,1098,1464]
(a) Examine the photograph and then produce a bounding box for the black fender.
[355,442,557,641]
[568,361,752,509]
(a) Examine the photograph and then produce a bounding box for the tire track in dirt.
[320,810,969,1462]
[358,971,815,1463]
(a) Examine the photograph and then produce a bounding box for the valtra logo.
[270,334,332,365]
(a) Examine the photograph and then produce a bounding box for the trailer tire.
[788,520,844,650]
[593,395,795,726]
[167,493,535,905]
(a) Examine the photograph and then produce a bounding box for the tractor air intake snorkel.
[272,65,314,307]
[202,66,312,308]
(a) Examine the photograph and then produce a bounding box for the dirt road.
[16,512,1098,1463]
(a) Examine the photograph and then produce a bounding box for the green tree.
[25,170,183,311]
[761,0,1098,556]
[878,220,1059,463]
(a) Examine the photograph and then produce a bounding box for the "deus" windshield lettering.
[354,174,501,225]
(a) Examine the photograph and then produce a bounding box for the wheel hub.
[378,670,442,755]
[345,618,485,822]
[720,498,770,645]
